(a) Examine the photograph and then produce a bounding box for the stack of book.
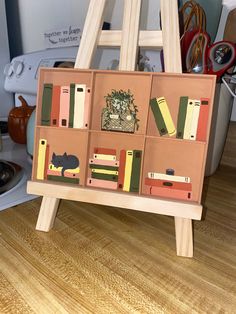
[150,96,209,141]
[87,147,142,192]
[145,169,192,201]
[41,83,91,129]
[87,148,119,190]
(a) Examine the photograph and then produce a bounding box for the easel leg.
[36,196,60,232]
[174,217,193,257]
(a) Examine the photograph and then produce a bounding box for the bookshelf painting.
[29,67,216,256]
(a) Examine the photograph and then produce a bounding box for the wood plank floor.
[0,164,235,313]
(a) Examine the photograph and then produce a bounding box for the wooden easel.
[28,0,195,257]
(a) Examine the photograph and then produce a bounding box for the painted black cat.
[51,152,79,176]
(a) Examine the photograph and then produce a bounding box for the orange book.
[50,85,60,127]
[94,147,116,155]
[118,149,126,189]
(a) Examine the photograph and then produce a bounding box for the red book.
[94,147,116,155]
[196,98,209,141]
[150,185,192,200]
[50,85,60,127]
[145,177,192,200]
[118,149,126,189]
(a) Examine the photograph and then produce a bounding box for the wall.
[6,0,161,55]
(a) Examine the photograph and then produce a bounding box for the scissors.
[183,30,236,79]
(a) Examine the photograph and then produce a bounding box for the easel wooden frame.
[27,0,196,257]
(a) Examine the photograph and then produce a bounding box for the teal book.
[176,96,188,139]
[69,83,75,128]
[150,98,168,136]
[91,172,118,182]
[47,175,80,184]
[41,83,53,126]
[130,150,142,192]
[89,164,119,171]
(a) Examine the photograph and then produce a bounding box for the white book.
[93,153,116,161]
[73,84,86,128]
[190,100,201,141]
[147,172,191,183]
[183,99,194,139]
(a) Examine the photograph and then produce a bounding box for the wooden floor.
[0,164,235,313]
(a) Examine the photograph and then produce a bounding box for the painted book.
[36,138,47,180]
[176,96,188,139]
[87,177,118,190]
[150,98,168,136]
[73,84,86,128]
[130,150,142,192]
[69,83,75,128]
[156,97,176,136]
[118,149,126,189]
[190,99,201,140]
[183,98,194,139]
[47,175,80,184]
[196,98,209,141]
[50,85,60,127]
[59,86,70,127]
[41,83,53,126]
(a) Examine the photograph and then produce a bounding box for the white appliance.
[0,0,36,211]
[4,46,78,107]
[0,0,13,120]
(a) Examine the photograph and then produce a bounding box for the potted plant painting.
[101,89,139,133]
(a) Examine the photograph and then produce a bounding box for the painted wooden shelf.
[27,67,216,257]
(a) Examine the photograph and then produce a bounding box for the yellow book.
[156,97,176,136]
[36,139,47,180]
[123,150,133,192]
[48,164,80,174]
[183,99,195,139]
[91,168,118,175]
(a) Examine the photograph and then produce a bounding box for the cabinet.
[28,67,216,255]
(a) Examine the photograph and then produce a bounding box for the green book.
[41,83,53,126]
[176,96,188,139]
[91,172,118,182]
[150,98,168,136]
[89,164,119,171]
[47,175,80,184]
[69,83,75,128]
[130,150,142,192]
